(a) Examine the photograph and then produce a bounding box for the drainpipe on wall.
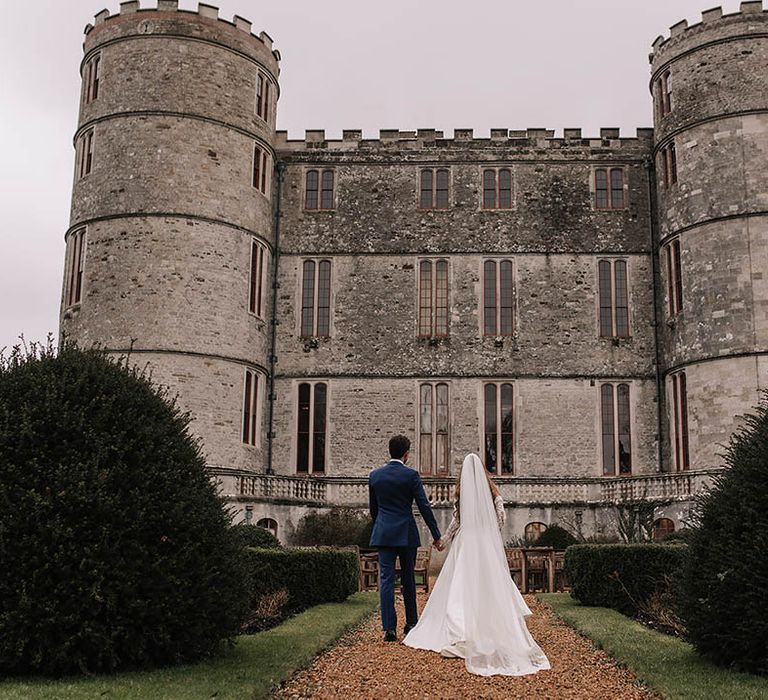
[644,159,666,474]
[266,161,286,475]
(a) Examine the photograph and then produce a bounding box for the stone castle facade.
[60,1,768,543]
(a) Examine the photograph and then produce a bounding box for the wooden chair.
[554,551,569,591]
[358,550,379,591]
[357,547,432,593]
[505,547,524,588]
[396,546,432,593]
[525,550,549,592]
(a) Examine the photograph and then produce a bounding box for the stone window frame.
[241,367,263,448]
[76,128,95,180]
[295,380,328,475]
[417,380,451,476]
[524,521,547,541]
[591,166,627,211]
[480,165,515,211]
[83,52,101,105]
[599,381,633,476]
[254,70,273,124]
[299,258,333,338]
[482,381,515,476]
[597,258,631,339]
[418,167,451,210]
[64,227,87,308]
[669,370,690,472]
[304,168,336,211]
[482,258,516,338]
[658,70,672,117]
[659,141,678,189]
[257,517,278,538]
[651,517,675,542]
[417,258,450,339]
[252,142,271,197]
[248,238,268,319]
[663,237,683,318]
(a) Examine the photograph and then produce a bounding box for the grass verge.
[541,592,768,700]
[0,591,378,700]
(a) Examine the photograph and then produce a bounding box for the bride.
[404,453,551,677]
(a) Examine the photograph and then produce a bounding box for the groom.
[368,434,443,642]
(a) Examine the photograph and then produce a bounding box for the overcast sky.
[0,0,743,353]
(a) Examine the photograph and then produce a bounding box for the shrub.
[566,543,687,617]
[244,547,358,614]
[231,523,281,549]
[0,342,249,676]
[534,524,578,550]
[240,589,290,634]
[661,529,694,545]
[291,507,373,547]
[679,396,768,674]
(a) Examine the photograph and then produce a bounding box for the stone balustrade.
[212,468,719,508]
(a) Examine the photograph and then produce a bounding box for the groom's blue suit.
[368,459,441,633]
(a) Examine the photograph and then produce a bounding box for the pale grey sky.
[0,0,743,352]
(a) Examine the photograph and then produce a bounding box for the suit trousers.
[377,546,418,632]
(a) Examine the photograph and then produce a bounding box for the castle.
[60,1,768,543]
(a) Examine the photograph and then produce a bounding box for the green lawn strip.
[0,592,378,700]
[540,593,768,700]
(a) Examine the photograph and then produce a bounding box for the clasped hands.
[432,538,445,551]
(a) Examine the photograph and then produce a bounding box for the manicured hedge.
[244,548,358,614]
[230,523,281,549]
[566,543,687,616]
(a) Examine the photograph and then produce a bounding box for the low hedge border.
[565,543,687,616]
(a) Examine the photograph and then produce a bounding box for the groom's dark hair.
[389,434,410,459]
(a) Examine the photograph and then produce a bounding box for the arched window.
[652,517,675,542]
[525,522,547,541]
[257,517,278,537]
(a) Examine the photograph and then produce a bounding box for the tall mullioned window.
[242,369,261,446]
[305,169,335,210]
[419,168,450,209]
[65,228,86,307]
[255,72,271,121]
[594,168,625,209]
[252,143,269,195]
[77,129,94,179]
[301,259,331,337]
[600,383,632,476]
[670,371,690,471]
[482,168,513,209]
[665,238,683,316]
[249,239,267,317]
[598,259,630,338]
[84,53,101,103]
[297,382,327,474]
[659,70,672,116]
[419,382,450,475]
[484,382,514,475]
[483,259,514,336]
[418,259,449,338]
[660,141,677,188]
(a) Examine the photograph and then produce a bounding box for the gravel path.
[278,593,656,699]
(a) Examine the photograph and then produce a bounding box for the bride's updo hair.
[455,458,500,516]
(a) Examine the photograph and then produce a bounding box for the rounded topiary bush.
[0,342,249,676]
[291,507,373,547]
[680,396,768,674]
[534,524,578,550]
[231,523,281,549]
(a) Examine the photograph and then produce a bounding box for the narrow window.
[252,144,269,195]
[420,170,433,209]
[595,169,609,209]
[417,259,449,338]
[419,382,450,475]
[242,369,260,446]
[255,73,271,120]
[305,170,319,209]
[484,382,514,475]
[300,259,331,337]
[660,71,672,116]
[320,170,334,210]
[419,168,450,209]
[85,54,101,103]
[610,168,624,209]
[435,169,449,208]
[305,169,335,210]
[482,168,512,209]
[661,142,677,188]
[665,239,683,316]
[598,259,630,338]
[66,228,86,306]
[297,382,327,473]
[78,130,94,179]
[600,382,632,475]
[483,259,514,336]
[498,169,512,209]
[249,239,266,317]
[483,169,496,209]
[670,371,690,471]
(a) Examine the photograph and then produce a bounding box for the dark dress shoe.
[383,630,397,642]
[403,623,416,635]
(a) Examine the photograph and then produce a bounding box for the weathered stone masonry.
[60,2,768,542]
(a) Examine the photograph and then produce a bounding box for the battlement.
[275,127,654,153]
[650,1,766,65]
[84,1,280,61]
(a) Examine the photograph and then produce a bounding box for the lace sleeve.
[444,506,460,543]
[494,495,506,530]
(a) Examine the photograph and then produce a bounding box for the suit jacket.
[368,460,441,547]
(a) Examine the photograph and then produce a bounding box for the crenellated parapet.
[83,2,280,73]
[275,127,654,156]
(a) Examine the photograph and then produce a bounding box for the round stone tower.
[650,2,768,471]
[60,1,280,473]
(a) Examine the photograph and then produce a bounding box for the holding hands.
[433,538,445,551]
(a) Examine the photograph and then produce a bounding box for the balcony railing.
[212,468,720,508]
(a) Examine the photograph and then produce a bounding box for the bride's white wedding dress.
[404,453,551,677]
